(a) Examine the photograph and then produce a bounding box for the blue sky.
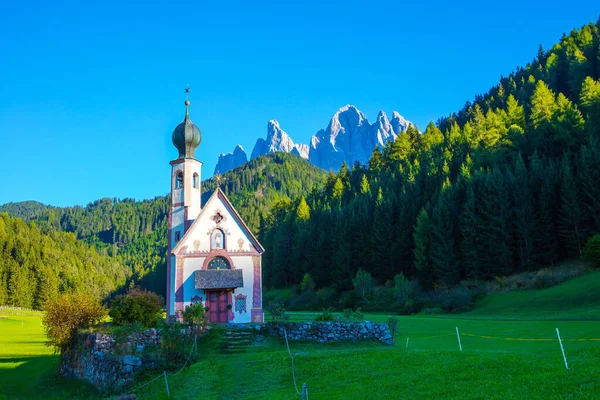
[0,0,597,206]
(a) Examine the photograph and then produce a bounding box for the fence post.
[302,383,308,400]
[556,328,569,370]
[456,327,462,352]
[164,371,170,397]
[406,337,409,349]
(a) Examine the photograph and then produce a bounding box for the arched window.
[211,229,225,249]
[193,173,199,189]
[176,172,184,189]
[207,256,231,270]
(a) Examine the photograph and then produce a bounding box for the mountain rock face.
[213,145,248,175]
[308,105,411,170]
[250,120,308,160]
[213,105,412,174]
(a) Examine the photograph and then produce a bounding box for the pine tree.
[413,208,432,287]
[430,189,459,285]
[460,183,481,279]
[559,154,584,256]
[512,154,536,270]
[359,174,371,195]
[295,197,311,221]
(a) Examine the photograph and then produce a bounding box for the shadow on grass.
[0,354,100,400]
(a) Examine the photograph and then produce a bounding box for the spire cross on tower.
[214,174,226,188]
[184,85,191,115]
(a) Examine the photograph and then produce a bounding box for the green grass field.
[1,270,600,399]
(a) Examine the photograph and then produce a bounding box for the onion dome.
[172,100,202,159]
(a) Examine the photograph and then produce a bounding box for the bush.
[42,292,107,353]
[181,303,206,328]
[109,288,164,328]
[394,273,412,304]
[160,320,197,368]
[584,234,600,268]
[266,300,288,322]
[301,273,316,292]
[315,307,337,322]
[429,285,481,313]
[342,308,364,322]
[353,269,374,300]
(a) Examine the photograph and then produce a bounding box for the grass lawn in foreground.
[0,309,98,400]
[2,270,600,399]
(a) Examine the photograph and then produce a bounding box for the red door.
[208,291,229,323]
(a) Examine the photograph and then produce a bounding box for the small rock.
[122,355,142,366]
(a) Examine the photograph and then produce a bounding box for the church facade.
[166,99,264,323]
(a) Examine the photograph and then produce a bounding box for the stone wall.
[268,321,393,345]
[59,327,200,392]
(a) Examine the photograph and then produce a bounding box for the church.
[166,98,264,324]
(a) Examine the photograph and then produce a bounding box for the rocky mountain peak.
[214,145,248,175]
[213,106,413,174]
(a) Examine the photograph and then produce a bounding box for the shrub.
[394,273,412,304]
[181,303,206,328]
[584,234,600,268]
[266,300,288,322]
[315,307,337,322]
[301,273,316,292]
[109,287,164,328]
[342,308,364,322]
[160,320,197,368]
[353,269,374,300]
[42,292,107,353]
[336,290,361,310]
[387,317,399,343]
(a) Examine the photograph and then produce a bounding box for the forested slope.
[261,19,600,290]
[0,213,129,308]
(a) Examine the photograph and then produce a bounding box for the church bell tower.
[167,95,202,317]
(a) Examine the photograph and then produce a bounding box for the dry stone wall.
[268,321,393,345]
[59,327,200,392]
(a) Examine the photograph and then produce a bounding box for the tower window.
[193,173,199,189]
[175,231,181,242]
[176,172,184,189]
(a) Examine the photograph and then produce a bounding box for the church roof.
[172,101,202,159]
[171,187,265,255]
[195,269,244,289]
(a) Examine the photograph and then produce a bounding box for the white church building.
[166,98,264,323]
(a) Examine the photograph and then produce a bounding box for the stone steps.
[218,327,255,353]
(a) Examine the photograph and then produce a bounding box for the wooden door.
[208,291,229,323]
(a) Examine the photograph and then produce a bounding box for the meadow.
[1,271,600,399]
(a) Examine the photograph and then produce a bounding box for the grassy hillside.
[465,269,600,320]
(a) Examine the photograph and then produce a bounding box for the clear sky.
[0,1,597,207]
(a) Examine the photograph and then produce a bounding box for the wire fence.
[0,306,41,316]
[283,328,309,400]
[402,325,600,371]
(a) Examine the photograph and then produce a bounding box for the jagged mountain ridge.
[214,145,248,175]
[215,105,412,173]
